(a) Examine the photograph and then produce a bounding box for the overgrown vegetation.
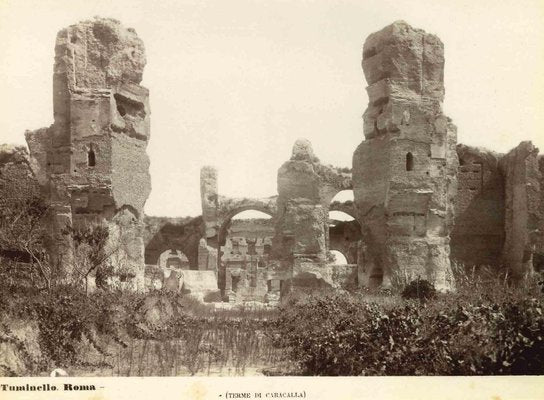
[62,223,118,293]
[1,263,543,376]
[0,282,282,376]
[401,278,437,301]
[0,173,52,290]
[0,173,122,293]
[270,267,544,376]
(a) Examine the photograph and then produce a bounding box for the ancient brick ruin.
[454,141,544,280]
[25,18,151,290]
[1,18,542,303]
[353,21,458,291]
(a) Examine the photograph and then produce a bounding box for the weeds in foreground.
[1,261,543,376]
[271,266,544,376]
[0,285,283,376]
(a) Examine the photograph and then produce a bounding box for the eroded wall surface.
[198,140,355,300]
[273,139,352,261]
[199,165,278,293]
[25,18,151,290]
[273,139,353,289]
[450,142,544,277]
[353,21,458,291]
[500,141,542,280]
[451,145,505,266]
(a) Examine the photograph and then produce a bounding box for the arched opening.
[331,190,354,203]
[231,209,272,220]
[328,190,361,266]
[329,211,355,222]
[329,189,356,226]
[88,149,96,167]
[406,152,414,171]
[329,250,348,265]
[218,209,273,302]
[158,249,190,270]
[328,209,360,265]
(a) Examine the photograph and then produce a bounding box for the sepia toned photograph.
[0,0,543,393]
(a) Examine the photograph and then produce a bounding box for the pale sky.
[1,0,543,217]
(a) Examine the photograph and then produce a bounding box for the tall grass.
[76,317,283,376]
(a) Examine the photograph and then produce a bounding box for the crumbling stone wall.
[0,145,39,203]
[272,139,353,290]
[222,236,272,303]
[228,218,275,239]
[353,21,458,291]
[451,145,505,266]
[499,141,542,280]
[199,141,354,299]
[273,139,352,261]
[450,142,544,278]
[25,18,151,290]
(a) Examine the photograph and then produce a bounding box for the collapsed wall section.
[353,21,458,291]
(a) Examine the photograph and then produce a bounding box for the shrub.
[401,279,437,302]
[33,285,101,365]
[272,289,544,375]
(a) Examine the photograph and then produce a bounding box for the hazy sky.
[1,0,542,217]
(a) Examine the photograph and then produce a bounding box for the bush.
[0,282,280,376]
[272,291,544,375]
[401,279,437,301]
[0,283,147,371]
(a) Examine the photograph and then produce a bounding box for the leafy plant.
[271,283,544,376]
[0,178,52,290]
[401,278,437,302]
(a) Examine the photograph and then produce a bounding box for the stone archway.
[216,208,275,299]
[143,216,203,270]
[157,249,190,270]
[328,210,361,266]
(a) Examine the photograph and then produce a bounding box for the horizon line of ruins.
[1,17,542,303]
